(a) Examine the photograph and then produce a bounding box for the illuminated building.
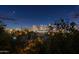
[32,25,49,33]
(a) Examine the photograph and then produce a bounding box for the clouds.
[0,15,15,21]
[68,6,79,19]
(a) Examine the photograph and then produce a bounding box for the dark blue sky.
[0,5,79,28]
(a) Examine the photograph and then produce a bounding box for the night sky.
[0,5,79,28]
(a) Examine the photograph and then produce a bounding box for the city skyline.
[0,5,79,28]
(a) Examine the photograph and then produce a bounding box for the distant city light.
[13,37,17,40]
